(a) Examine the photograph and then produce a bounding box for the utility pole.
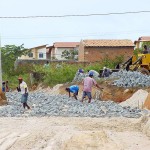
[0,35,2,88]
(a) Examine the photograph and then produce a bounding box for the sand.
[0,117,150,150]
[120,89,148,108]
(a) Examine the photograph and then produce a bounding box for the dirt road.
[0,117,150,150]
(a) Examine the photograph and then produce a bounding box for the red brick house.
[78,39,134,62]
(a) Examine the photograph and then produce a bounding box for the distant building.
[18,45,49,60]
[47,42,79,60]
[78,39,134,62]
[134,36,150,49]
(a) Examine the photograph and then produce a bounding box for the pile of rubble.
[0,92,144,118]
[73,70,100,82]
[110,70,150,87]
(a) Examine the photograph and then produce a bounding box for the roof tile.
[83,39,134,47]
[54,42,79,48]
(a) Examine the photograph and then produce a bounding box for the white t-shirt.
[20,81,28,94]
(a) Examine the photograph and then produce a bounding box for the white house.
[48,42,79,60]
[18,45,49,60]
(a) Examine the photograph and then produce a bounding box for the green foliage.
[2,54,126,89]
[61,50,78,60]
[133,48,142,58]
[1,44,29,75]
[100,55,124,69]
[142,41,150,48]
[33,63,79,87]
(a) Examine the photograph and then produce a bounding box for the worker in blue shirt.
[2,81,6,92]
[65,85,79,100]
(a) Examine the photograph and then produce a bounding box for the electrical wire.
[0,10,150,19]
[1,30,150,40]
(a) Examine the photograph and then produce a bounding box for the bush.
[3,55,125,89]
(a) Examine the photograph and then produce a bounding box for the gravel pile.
[110,70,150,87]
[73,70,100,82]
[0,92,144,118]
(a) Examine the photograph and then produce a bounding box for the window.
[39,53,43,58]
[28,52,33,57]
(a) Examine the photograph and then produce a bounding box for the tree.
[61,49,78,60]
[1,44,29,74]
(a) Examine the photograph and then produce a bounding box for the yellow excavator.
[121,53,150,75]
[99,51,150,76]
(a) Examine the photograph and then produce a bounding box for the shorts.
[82,91,92,99]
[21,93,28,103]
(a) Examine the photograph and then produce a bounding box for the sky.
[0,0,150,48]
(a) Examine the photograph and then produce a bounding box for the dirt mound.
[62,131,119,150]
[0,88,7,106]
[120,89,148,108]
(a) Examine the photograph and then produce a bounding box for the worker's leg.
[81,91,86,102]
[24,93,30,109]
[24,102,30,109]
[23,103,26,109]
[87,92,92,103]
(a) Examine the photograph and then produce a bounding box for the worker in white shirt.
[17,77,30,109]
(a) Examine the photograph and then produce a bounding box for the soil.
[0,88,7,106]
[0,117,150,150]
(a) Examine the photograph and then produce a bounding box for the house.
[18,45,50,60]
[134,36,150,49]
[78,39,134,62]
[47,42,79,60]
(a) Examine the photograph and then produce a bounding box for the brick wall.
[79,46,134,62]
[78,41,85,61]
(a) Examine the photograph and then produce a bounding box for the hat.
[18,77,23,80]
[103,67,106,70]
[89,71,94,76]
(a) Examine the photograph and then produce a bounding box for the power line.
[0,10,150,19]
[1,30,150,40]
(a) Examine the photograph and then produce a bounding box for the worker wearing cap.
[81,72,102,103]
[66,85,79,100]
[17,77,30,109]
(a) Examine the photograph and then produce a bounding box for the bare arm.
[68,90,71,97]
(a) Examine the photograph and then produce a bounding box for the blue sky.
[0,0,150,48]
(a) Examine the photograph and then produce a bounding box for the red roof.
[82,39,134,47]
[138,36,150,41]
[54,42,79,48]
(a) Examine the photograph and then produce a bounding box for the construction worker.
[143,45,148,54]
[65,85,79,100]
[5,81,9,92]
[102,67,111,77]
[17,77,30,109]
[2,81,6,92]
[81,72,103,103]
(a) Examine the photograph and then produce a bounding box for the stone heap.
[73,70,100,82]
[0,91,143,118]
[110,70,150,87]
